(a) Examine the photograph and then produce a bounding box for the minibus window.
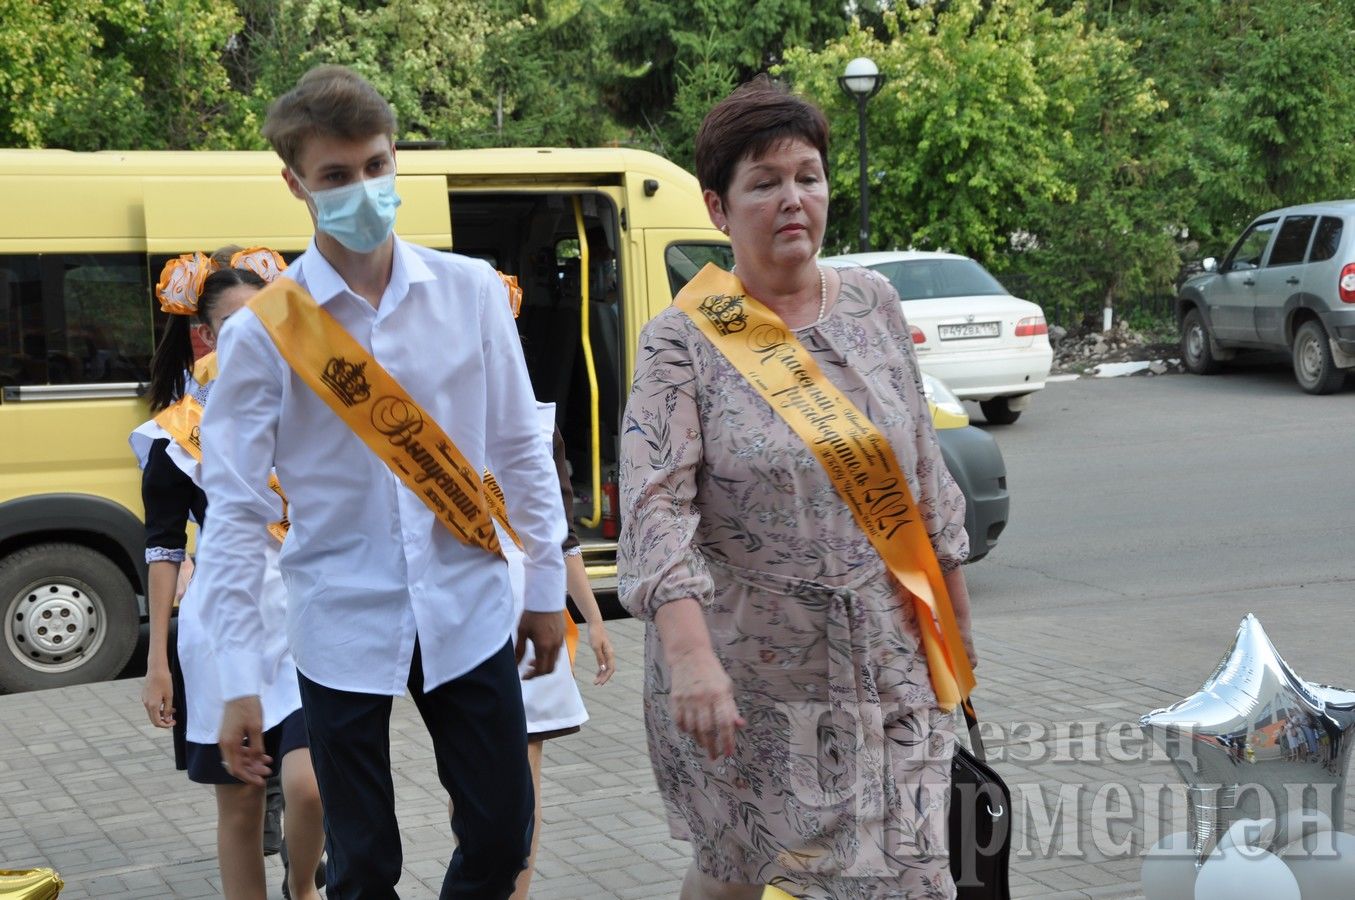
[665,243,735,297]
[1,253,151,387]
[0,255,42,388]
[61,256,151,384]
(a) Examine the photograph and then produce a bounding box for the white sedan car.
[822,251,1054,424]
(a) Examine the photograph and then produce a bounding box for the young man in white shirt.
[195,65,567,899]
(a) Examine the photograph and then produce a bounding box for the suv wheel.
[1292,320,1347,395]
[0,543,139,693]
[979,397,1021,425]
[1181,308,1221,375]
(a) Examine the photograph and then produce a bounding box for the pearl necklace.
[815,265,827,323]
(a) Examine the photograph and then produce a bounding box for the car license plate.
[938,321,1000,340]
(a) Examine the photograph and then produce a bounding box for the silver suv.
[1177,200,1355,393]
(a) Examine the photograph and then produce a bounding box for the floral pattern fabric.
[618,267,968,899]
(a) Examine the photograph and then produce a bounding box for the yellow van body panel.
[140,175,452,252]
[0,399,147,519]
[0,146,723,599]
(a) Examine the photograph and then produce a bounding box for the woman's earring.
[720,225,729,235]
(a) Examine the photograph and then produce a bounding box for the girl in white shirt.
[134,250,324,900]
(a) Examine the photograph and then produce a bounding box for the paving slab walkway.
[10,614,1344,899]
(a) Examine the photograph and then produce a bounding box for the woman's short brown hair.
[694,75,830,199]
[262,65,398,172]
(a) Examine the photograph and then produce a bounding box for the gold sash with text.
[675,264,975,710]
[153,372,289,544]
[154,395,205,464]
[248,280,502,557]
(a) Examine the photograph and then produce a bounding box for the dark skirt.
[184,708,309,785]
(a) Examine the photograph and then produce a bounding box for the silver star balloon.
[1139,614,1355,862]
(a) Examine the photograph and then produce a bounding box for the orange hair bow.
[155,252,217,316]
[230,247,288,284]
[156,248,289,316]
[497,272,523,318]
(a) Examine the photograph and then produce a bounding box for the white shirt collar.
[293,235,437,308]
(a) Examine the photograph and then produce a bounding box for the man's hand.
[516,610,564,680]
[218,696,272,786]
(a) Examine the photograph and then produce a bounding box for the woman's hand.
[588,622,616,685]
[669,647,745,760]
[142,665,176,728]
[944,567,977,670]
[174,556,195,603]
[961,625,977,670]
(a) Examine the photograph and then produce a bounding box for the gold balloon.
[0,869,63,900]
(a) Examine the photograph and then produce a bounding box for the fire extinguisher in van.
[601,472,620,539]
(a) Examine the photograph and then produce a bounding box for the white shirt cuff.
[216,648,264,702]
[520,568,566,613]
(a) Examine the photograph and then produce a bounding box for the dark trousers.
[298,640,533,899]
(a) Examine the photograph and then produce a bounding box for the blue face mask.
[295,172,402,253]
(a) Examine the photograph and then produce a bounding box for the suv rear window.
[1309,216,1345,263]
[869,258,1008,301]
[1267,216,1316,267]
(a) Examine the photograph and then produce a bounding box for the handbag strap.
[962,697,989,763]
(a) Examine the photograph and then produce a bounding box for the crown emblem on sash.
[697,294,747,336]
[322,356,372,407]
[188,425,202,450]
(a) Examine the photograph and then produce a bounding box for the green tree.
[779,0,1081,258]
[1118,0,1355,254]
[779,0,1181,322]
[0,0,143,148]
[479,0,630,148]
[998,23,1182,324]
[609,0,847,164]
[1,0,255,150]
[248,0,502,144]
[236,0,628,150]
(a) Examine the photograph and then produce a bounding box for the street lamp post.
[838,57,884,253]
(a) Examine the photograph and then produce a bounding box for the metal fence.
[998,273,1177,332]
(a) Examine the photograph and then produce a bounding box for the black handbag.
[949,703,1012,899]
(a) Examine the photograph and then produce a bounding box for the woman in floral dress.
[618,77,977,900]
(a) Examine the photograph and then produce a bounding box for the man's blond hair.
[262,65,397,172]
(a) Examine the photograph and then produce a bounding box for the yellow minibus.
[0,146,1008,692]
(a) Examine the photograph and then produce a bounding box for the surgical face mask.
[294,171,402,253]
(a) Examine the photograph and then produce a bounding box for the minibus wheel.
[0,543,139,694]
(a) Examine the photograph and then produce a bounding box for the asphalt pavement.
[3,362,1353,898]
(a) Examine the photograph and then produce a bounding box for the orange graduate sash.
[153,363,290,544]
[248,279,502,557]
[153,394,206,464]
[675,264,975,710]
